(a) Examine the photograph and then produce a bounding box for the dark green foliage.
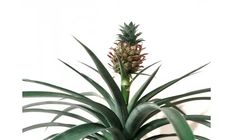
[22,36,210,140]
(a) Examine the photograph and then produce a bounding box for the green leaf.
[46,106,77,130]
[125,103,195,140]
[23,79,86,98]
[48,105,109,128]
[51,123,106,140]
[23,100,79,109]
[23,101,110,127]
[169,96,211,106]
[167,102,186,115]
[131,61,160,84]
[23,122,75,132]
[100,131,112,140]
[89,133,107,140]
[143,133,209,140]
[106,127,126,140]
[56,91,103,101]
[78,61,99,73]
[132,72,151,77]
[59,59,115,110]
[161,107,195,140]
[125,103,158,137]
[134,118,167,139]
[78,91,103,98]
[72,36,128,125]
[128,65,161,112]
[154,88,211,105]
[23,108,92,123]
[195,135,210,140]
[138,63,209,103]
[83,136,99,140]
[52,106,84,122]
[193,120,211,127]
[135,114,210,139]
[23,91,122,129]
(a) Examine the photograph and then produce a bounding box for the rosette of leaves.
[23,22,210,140]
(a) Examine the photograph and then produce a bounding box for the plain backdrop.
[0,0,235,139]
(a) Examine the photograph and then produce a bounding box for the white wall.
[1,0,235,140]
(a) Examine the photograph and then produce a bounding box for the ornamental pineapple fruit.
[108,22,147,75]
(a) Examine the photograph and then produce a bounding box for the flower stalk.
[121,74,131,105]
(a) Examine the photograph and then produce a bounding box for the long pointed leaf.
[23,91,122,129]
[79,91,103,98]
[51,123,105,140]
[46,106,77,131]
[23,100,110,127]
[89,133,107,140]
[84,136,99,140]
[78,61,99,73]
[154,88,211,105]
[144,133,209,140]
[56,91,103,101]
[146,98,186,115]
[169,97,211,106]
[23,108,92,123]
[106,127,126,140]
[135,115,210,139]
[59,59,115,109]
[72,36,128,125]
[138,63,209,103]
[23,79,86,98]
[51,106,80,122]
[128,65,161,112]
[23,122,75,132]
[161,107,195,140]
[131,61,160,84]
[23,100,81,109]
[125,103,195,140]
[132,72,151,77]
[168,103,186,115]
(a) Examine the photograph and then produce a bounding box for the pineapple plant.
[23,22,210,140]
[108,22,147,105]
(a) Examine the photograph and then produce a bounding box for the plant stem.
[121,74,131,105]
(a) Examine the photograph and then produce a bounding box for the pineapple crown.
[117,22,144,46]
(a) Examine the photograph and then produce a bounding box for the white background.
[0,0,235,139]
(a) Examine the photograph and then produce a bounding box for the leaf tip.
[23,79,31,82]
